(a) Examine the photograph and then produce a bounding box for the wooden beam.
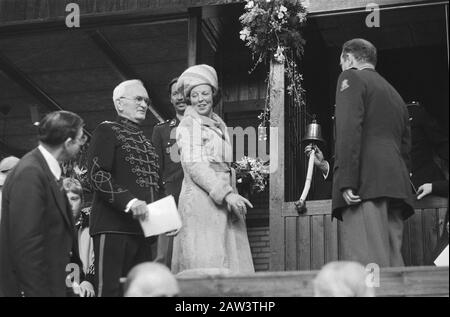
[89,29,167,123]
[0,9,188,38]
[269,60,285,271]
[0,52,63,113]
[89,29,137,81]
[187,7,201,67]
[0,52,94,137]
[307,0,447,15]
[177,266,449,297]
[202,19,220,53]
[281,196,449,217]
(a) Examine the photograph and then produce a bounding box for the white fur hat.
[176,64,218,98]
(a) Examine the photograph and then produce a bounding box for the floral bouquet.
[233,156,270,196]
[240,0,308,127]
[239,0,308,65]
[61,143,92,193]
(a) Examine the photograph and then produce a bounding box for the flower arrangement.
[233,156,270,195]
[61,143,92,193]
[239,0,308,127]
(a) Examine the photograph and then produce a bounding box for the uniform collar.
[117,116,141,132]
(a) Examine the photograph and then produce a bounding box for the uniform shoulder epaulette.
[156,119,170,126]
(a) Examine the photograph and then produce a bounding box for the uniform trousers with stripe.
[339,198,405,267]
[93,233,156,297]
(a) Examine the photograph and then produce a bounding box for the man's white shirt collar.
[38,144,61,180]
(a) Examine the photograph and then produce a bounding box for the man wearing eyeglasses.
[151,77,186,268]
[0,111,94,297]
[87,79,161,297]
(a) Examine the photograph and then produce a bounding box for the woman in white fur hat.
[172,64,255,275]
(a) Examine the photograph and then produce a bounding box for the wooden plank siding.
[278,196,448,271]
[0,0,440,25]
[177,266,449,297]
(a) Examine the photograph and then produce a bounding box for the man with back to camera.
[332,39,414,267]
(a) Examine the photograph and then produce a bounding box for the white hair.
[112,79,145,102]
[124,262,179,297]
[313,261,375,297]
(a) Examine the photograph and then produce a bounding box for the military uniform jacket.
[332,68,414,220]
[87,116,160,235]
[151,117,184,203]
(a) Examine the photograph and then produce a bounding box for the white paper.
[434,245,449,267]
[139,195,182,237]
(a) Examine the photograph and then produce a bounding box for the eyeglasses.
[119,96,150,105]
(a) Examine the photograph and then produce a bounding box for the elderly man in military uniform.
[151,77,186,268]
[87,79,160,297]
[332,39,414,267]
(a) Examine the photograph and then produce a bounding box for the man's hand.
[305,144,329,175]
[342,188,361,205]
[75,281,95,297]
[166,228,180,236]
[305,144,324,166]
[130,200,148,221]
[417,183,432,200]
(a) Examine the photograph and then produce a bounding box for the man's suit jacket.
[151,117,184,203]
[332,68,414,220]
[0,149,77,297]
[408,104,448,188]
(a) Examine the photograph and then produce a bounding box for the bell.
[302,119,325,145]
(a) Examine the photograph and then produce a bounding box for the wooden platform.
[177,266,449,297]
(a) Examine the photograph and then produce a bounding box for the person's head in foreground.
[124,262,179,297]
[0,156,20,187]
[62,177,83,219]
[313,261,375,297]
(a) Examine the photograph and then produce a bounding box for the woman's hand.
[225,193,254,220]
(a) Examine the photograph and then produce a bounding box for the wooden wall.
[278,197,448,271]
[0,0,435,24]
[0,21,189,151]
[177,266,449,297]
[0,0,240,23]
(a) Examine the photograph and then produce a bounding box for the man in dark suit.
[87,79,160,297]
[407,101,448,190]
[332,39,414,267]
[151,77,185,268]
[0,111,94,297]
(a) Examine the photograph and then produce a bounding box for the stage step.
[177,266,449,297]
